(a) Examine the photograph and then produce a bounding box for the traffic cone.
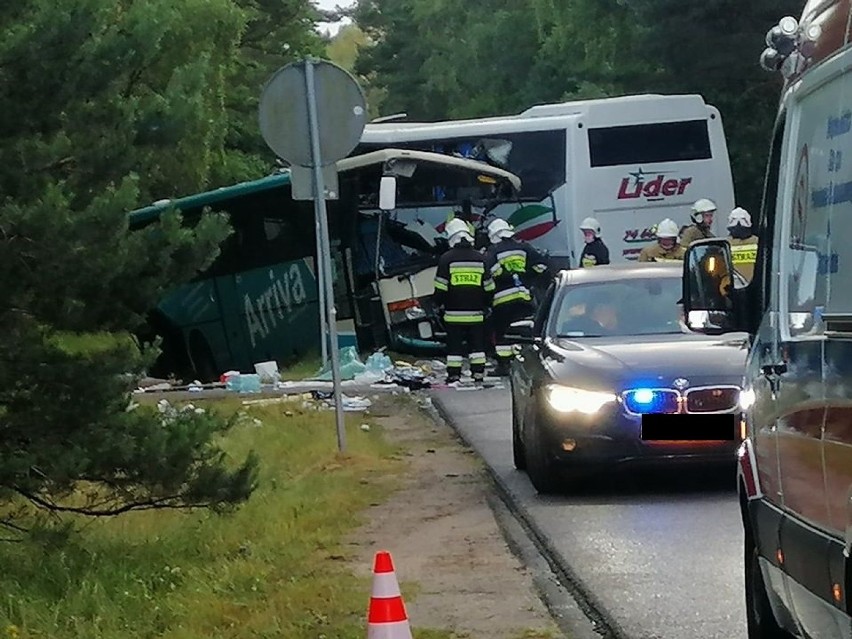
[367,550,413,639]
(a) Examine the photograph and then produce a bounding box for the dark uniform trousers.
[434,245,494,382]
[485,240,549,369]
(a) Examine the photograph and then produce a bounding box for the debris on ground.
[132,348,506,398]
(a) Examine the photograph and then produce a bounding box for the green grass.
[0,397,449,639]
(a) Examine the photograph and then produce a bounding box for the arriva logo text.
[245,263,308,348]
[617,170,693,200]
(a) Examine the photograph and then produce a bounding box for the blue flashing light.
[633,389,655,405]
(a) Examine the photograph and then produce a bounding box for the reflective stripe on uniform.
[493,286,531,306]
[654,257,684,263]
[731,243,758,265]
[444,310,485,323]
[495,345,514,358]
[492,249,527,276]
[449,262,485,286]
[433,275,449,291]
[469,351,487,366]
[447,355,463,365]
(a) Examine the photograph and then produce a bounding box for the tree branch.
[13,486,211,516]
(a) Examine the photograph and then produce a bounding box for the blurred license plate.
[641,413,735,441]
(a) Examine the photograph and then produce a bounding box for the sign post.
[258,58,367,453]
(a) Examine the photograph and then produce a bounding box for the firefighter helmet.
[727,206,752,228]
[446,217,474,247]
[487,218,515,244]
[691,198,717,223]
[655,218,680,239]
[579,216,601,237]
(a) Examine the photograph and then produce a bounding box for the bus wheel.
[188,332,218,383]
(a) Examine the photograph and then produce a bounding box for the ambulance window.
[782,68,852,335]
[588,120,712,167]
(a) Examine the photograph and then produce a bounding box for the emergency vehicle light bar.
[760,16,822,79]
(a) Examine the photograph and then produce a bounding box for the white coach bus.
[353,94,736,266]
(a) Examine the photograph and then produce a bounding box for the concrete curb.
[420,393,628,639]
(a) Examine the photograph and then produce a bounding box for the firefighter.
[637,218,686,263]
[443,198,477,239]
[726,206,759,282]
[578,217,610,267]
[680,198,717,247]
[484,218,550,375]
[433,217,495,384]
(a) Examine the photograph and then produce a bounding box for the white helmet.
[487,218,514,244]
[691,198,717,223]
[579,216,601,237]
[655,218,679,239]
[445,217,474,247]
[727,206,752,228]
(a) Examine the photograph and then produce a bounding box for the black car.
[508,263,750,493]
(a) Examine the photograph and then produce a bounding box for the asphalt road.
[432,387,747,639]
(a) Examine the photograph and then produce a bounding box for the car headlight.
[545,384,615,414]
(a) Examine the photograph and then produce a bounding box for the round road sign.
[258,59,367,167]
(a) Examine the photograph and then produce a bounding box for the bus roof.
[128,172,292,229]
[361,93,715,141]
[127,148,522,227]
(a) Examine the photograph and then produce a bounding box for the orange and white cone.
[367,550,413,639]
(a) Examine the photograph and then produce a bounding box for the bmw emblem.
[673,377,690,390]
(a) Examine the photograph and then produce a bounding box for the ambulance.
[681,3,852,636]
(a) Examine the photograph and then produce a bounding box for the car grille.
[622,389,680,414]
[621,386,741,415]
[685,387,740,413]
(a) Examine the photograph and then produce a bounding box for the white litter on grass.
[241,397,299,407]
[254,360,280,384]
[360,423,371,432]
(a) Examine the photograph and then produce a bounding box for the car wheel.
[511,394,526,471]
[523,400,560,494]
[745,524,794,638]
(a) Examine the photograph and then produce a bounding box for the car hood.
[542,332,749,391]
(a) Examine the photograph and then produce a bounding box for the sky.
[314,0,356,36]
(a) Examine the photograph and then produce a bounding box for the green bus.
[129,150,521,381]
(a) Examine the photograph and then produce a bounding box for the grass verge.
[0,396,451,639]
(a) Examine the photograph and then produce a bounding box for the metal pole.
[315,214,328,366]
[305,58,347,453]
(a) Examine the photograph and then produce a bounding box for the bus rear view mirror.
[379,175,397,211]
[682,239,736,334]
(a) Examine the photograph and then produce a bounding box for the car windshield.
[553,276,686,338]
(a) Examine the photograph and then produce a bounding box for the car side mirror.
[505,319,540,344]
[682,238,737,335]
[379,175,397,211]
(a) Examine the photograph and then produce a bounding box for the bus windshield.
[354,128,567,202]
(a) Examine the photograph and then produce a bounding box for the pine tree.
[0,0,266,525]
